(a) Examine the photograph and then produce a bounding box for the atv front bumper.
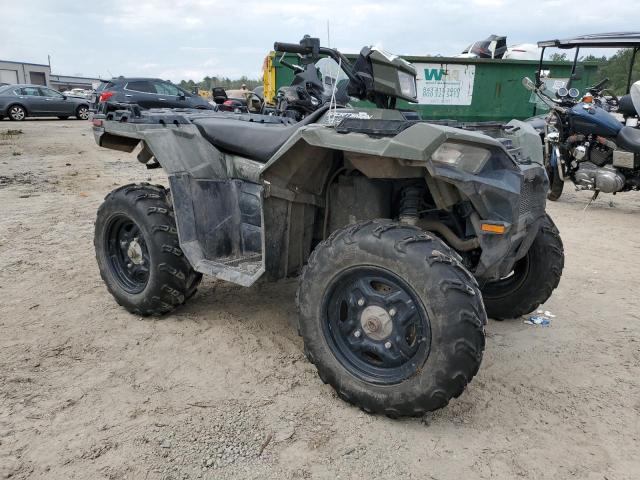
[468,162,548,281]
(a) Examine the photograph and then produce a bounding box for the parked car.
[502,43,541,60]
[92,77,215,111]
[62,88,92,99]
[0,84,90,121]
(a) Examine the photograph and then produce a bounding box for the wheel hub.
[360,305,392,341]
[126,238,144,265]
[323,267,431,385]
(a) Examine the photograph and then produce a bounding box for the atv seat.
[192,106,328,163]
[616,126,640,154]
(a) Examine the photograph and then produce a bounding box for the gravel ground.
[1,119,639,480]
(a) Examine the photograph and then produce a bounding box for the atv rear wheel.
[297,220,486,416]
[481,214,563,319]
[94,183,202,316]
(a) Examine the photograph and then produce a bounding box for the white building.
[0,59,101,91]
[0,59,50,86]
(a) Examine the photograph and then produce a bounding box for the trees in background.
[178,76,261,93]
[596,49,640,94]
[549,49,640,94]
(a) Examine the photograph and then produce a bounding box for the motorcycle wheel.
[547,162,564,201]
[544,113,565,201]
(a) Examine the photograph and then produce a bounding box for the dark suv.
[92,77,214,111]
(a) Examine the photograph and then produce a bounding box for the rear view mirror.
[522,77,536,92]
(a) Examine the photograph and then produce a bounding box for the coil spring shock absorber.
[399,184,424,225]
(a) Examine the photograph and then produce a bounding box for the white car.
[503,44,541,60]
[62,88,92,99]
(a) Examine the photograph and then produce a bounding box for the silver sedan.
[0,84,91,121]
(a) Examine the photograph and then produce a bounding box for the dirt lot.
[1,119,639,480]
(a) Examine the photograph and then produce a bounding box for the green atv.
[91,36,564,416]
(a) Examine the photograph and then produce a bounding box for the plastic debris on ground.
[524,310,554,327]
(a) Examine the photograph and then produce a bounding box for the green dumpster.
[269,53,599,122]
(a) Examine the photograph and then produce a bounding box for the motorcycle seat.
[192,106,328,163]
[616,126,640,154]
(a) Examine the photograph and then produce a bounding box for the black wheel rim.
[482,253,530,299]
[322,267,431,385]
[104,214,151,294]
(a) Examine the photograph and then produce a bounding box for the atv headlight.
[398,70,417,100]
[431,142,492,174]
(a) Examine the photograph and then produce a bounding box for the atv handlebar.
[274,40,363,94]
[273,42,312,55]
[273,42,346,65]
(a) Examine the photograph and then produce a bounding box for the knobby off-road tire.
[481,214,564,319]
[297,220,487,417]
[94,183,202,316]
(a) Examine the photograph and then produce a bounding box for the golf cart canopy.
[538,32,640,49]
[536,32,640,94]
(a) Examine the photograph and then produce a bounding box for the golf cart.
[91,36,564,416]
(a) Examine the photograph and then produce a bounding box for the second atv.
[91,36,564,416]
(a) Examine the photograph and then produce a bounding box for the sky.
[1,0,639,82]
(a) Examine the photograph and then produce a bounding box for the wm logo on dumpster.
[425,68,446,81]
[424,68,460,81]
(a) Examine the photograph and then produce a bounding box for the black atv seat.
[616,126,640,154]
[192,106,328,163]
[618,94,638,117]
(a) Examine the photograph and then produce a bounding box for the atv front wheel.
[94,183,202,316]
[297,220,486,416]
[481,214,564,319]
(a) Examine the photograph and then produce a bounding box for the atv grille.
[519,180,534,217]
